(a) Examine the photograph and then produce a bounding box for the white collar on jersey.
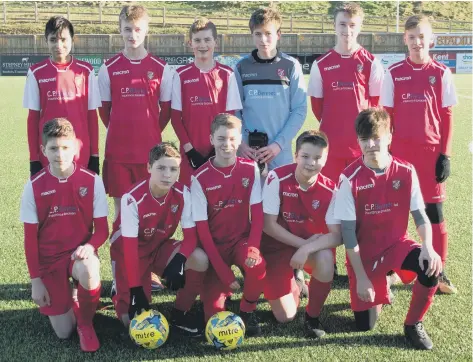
[49,56,74,72]
[48,162,77,183]
[148,180,170,206]
[406,56,432,71]
[209,157,237,178]
[361,154,393,176]
[295,172,319,192]
[122,50,149,64]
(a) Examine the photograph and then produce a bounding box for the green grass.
[0,74,471,361]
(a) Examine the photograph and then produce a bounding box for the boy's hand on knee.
[290,246,309,270]
[71,243,95,260]
[229,281,240,290]
[357,277,375,303]
[128,286,150,320]
[31,278,50,307]
[419,245,442,278]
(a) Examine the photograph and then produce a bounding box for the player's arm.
[245,163,264,267]
[233,62,244,121]
[170,71,191,148]
[368,58,384,107]
[380,68,395,124]
[335,175,374,303]
[262,171,308,248]
[158,64,173,131]
[191,177,236,287]
[226,72,243,114]
[307,61,324,122]
[97,64,112,128]
[23,69,43,174]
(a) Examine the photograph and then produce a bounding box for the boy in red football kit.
[171,17,242,186]
[109,142,208,337]
[261,130,342,338]
[20,118,109,352]
[191,114,266,336]
[380,15,458,294]
[334,109,442,350]
[98,5,173,217]
[23,16,101,176]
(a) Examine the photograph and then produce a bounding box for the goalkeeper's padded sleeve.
[87,109,99,155]
[247,202,264,249]
[310,97,323,122]
[171,109,191,146]
[24,223,40,279]
[196,220,235,286]
[87,216,109,250]
[369,96,380,108]
[440,106,453,156]
[179,226,198,258]
[98,101,111,128]
[159,101,171,131]
[27,110,41,161]
[123,236,140,288]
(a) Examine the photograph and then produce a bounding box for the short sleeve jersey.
[19,164,108,268]
[98,53,173,163]
[380,57,458,145]
[191,158,261,251]
[262,163,338,252]
[307,48,384,158]
[110,179,194,258]
[334,156,424,261]
[23,57,101,163]
[171,62,242,155]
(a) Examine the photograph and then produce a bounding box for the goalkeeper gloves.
[186,149,207,170]
[128,286,150,320]
[162,253,187,291]
[30,161,43,177]
[87,156,100,175]
[435,154,450,183]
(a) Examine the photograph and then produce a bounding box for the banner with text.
[1,55,48,76]
[456,53,473,73]
[431,34,472,51]
[431,52,457,73]
[374,53,406,71]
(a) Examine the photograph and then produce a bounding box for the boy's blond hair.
[189,17,217,41]
[210,113,242,135]
[333,2,365,21]
[119,5,149,28]
[249,7,282,33]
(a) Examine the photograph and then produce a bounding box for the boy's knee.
[311,250,334,282]
[76,256,101,288]
[188,247,209,272]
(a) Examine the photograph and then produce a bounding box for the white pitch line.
[458,93,472,99]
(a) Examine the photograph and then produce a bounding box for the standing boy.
[235,7,307,172]
[380,15,458,293]
[262,130,341,338]
[191,114,266,336]
[334,108,442,350]
[171,17,242,186]
[20,118,109,352]
[23,16,101,176]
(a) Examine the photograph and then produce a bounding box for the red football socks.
[432,222,448,266]
[306,278,332,318]
[405,281,437,325]
[240,259,266,313]
[77,284,101,326]
[174,270,205,312]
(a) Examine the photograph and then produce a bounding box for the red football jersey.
[171,62,242,155]
[334,156,424,261]
[110,179,194,257]
[98,53,173,164]
[307,48,384,158]
[262,163,338,252]
[380,57,458,146]
[19,164,108,268]
[23,57,101,165]
[191,157,261,251]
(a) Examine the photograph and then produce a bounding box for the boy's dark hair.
[355,108,391,139]
[149,142,181,165]
[189,17,218,41]
[45,16,74,39]
[405,14,432,31]
[249,7,282,33]
[42,118,75,146]
[210,113,242,135]
[119,5,149,28]
[333,2,365,22]
[296,130,329,153]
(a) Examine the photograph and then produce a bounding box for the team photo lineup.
[15,1,468,356]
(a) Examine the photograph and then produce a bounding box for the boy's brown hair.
[249,7,282,33]
[189,17,218,41]
[355,108,391,139]
[149,142,181,166]
[42,118,76,146]
[210,113,242,135]
[295,130,329,153]
[119,5,149,28]
[333,2,365,21]
[404,14,432,31]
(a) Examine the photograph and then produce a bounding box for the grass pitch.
[0,74,471,361]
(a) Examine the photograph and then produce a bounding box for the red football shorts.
[39,258,76,316]
[323,154,359,184]
[391,143,445,203]
[110,238,180,318]
[347,239,419,312]
[102,160,148,198]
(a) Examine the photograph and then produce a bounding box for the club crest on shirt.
[215,79,223,89]
[79,187,88,197]
[392,180,401,190]
[127,197,134,206]
[74,75,83,88]
[242,178,250,188]
[147,71,154,80]
[171,204,179,213]
[312,200,320,210]
[357,64,364,72]
[429,76,436,85]
[277,68,285,77]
